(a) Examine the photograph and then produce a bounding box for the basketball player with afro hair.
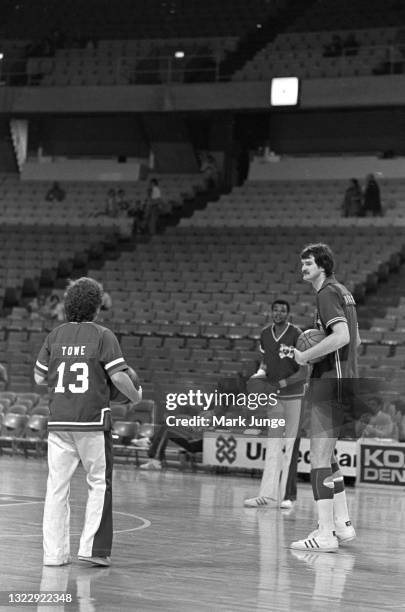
[35,277,142,567]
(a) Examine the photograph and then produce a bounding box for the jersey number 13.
[55,361,89,394]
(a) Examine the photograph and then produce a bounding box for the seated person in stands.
[104,188,118,217]
[45,181,65,202]
[43,293,65,321]
[355,396,397,439]
[323,34,343,58]
[128,199,147,233]
[144,178,163,234]
[28,295,45,319]
[116,188,130,213]
[100,287,112,311]
[200,152,219,188]
[342,178,362,217]
[343,33,359,56]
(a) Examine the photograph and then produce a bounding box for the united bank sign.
[204,433,357,476]
[358,442,405,486]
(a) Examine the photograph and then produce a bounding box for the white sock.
[333,490,350,524]
[316,499,335,536]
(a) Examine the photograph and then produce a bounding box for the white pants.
[43,430,113,565]
[259,398,302,501]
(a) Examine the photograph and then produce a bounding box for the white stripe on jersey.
[104,357,125,371]
[325,316,347,328]
[335,351,343,403]
[36,360,48,372]
[48,406,111,428]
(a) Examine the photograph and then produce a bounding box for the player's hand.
[251,368,266,378]
[293,349,309,366]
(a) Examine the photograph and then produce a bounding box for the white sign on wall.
[203,432,357,477]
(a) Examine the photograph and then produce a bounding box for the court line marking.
[0,502,151,538]
[0,501,43,508]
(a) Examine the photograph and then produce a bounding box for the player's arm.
[34,372,47,385]
[110,370,142,404]
[251,339,267,377]
[294,321,350,366]
[279,364,308,388]
[34,349,49,385]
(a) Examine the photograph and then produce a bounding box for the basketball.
[110,366,141,403]
[296,329,326,363]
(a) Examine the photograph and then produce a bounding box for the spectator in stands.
[116,189,130,214]
[355,396,397,439]
[101,288,112,311]
[342,178,362,217]
[323,34,343,58]
[144,178,163,234]
[200,153,219,188]
[343,33,359,56]
[28,295,46,319]
[128,199,146,234]
[104,188,118,217]
[44,293,65,321]
[45,182,65,202]
[363,173,382,216]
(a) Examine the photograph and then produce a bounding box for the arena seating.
[179,178,405,225]
[290,0,405,32]
[30,38,238,86]
[79,225,405,391]
[234,26,399,80]
[0,173,207,224]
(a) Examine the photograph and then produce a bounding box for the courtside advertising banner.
[203,432,357,476]
[356,440,405,487]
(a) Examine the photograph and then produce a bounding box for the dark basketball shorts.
[305,376,387,438]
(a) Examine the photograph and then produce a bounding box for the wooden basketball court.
[0,456,404,611]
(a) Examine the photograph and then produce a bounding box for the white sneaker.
[280,499,295,510]
[335,520,356,543]
[308,520,356,544]
[140,459,162,470]
[244,496,276,508]
[78,555,111,567]
[290,531,338,553]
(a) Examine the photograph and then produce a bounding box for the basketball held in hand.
[296,329,326,364]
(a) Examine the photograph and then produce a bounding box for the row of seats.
[26,38,238,86]
[234,24,400,81]
[0,173,206,223]
[180,178,405,224]
[291,0,405,32]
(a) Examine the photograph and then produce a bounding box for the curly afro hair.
[64,277,103,323]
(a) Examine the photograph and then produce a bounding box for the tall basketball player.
[291,243,360,552]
